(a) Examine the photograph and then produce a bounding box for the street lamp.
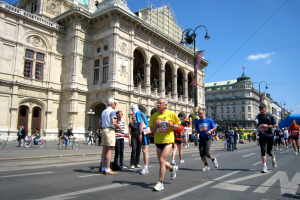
[181,25,210,109]
[253,81,269,103]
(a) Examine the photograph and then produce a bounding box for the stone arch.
[18,98,45,135]
[150,55,161,91]
[177,68,185,97]
[24,31,51,50]
[165,62,173,95]
[17,105,29,134]
[188,72,194,99]
[133,48,147,88]
[89,102,106,131]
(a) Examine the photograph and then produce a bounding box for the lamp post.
[258,81,269,103]
[181,25,210,109]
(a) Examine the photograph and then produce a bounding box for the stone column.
[173,65,178,99]
[145,62,151,95]
[27,107,32,136]
[160,60,166,98]
[184,70,188,102]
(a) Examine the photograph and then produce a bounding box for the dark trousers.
[259,136,274,157]
[114,138,124,168]
[130,136,141,166]
[199,139,213,166]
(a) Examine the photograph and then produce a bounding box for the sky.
[127,0,300,113]
[3,0,299,113]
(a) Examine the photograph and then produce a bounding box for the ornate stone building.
[205,73,282,129]
[0,0,208,139]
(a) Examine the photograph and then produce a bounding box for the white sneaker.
[213,158,219,169]
[180,160,185,164]
[272,158,277,168]
[202,166,210,172]
[295,151,298,156]
[170,165,178,180]
[261,165,268,173]
[139,167,149,175]
[130,165,135,169]
[171,160,176,165]
[153,181,164,192]
[136,164,141,168]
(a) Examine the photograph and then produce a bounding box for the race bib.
[159,121,169,133]
[199,123,208,132]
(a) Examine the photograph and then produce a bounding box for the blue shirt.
[135,111,149,128]
[194,118,216,140]
[101,107,117,128]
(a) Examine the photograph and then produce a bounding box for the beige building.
[0,0,208,139]
[205,73,282,129]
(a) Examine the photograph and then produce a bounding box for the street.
[0,142,299,200]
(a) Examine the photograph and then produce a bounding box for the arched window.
[165,63,173,95]
[133,49,146,88]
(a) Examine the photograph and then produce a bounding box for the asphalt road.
[0,144,299,200]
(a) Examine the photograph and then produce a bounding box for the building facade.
[0,0,208,139]
[205,73,283,129]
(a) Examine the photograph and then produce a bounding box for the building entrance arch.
[91,103,106,131]
[17,105,29,134]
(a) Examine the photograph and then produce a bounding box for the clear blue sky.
[128,0,300,113]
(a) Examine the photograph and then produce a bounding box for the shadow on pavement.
[282,193,300,199]
[112,180,154,189]
[217,168,258,172]
[178,167,202,172]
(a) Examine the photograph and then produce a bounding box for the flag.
[195,50,205,69]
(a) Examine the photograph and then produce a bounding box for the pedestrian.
[113,110,126,170]
[283,128,289,149]
[87,127,93,145]
[171,123,185,166]
[256,104,277,173]
[130,104,151,175]
[128,115,142,169]
[149,98,180,192]
[288,120,300,155]
[194,108,219,172]
[233,128,239,150]
[99,98,119,175]
[17,125,26,147]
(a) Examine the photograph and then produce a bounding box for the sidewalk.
[0,140,254,162]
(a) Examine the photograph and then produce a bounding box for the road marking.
[78,174,102,178]
[33,183,129,200]
[242,153,256,158]
[161,171,239,200]
[254,171,300,195]
[252,161,261,166]
[212,172,268,192]
[0,171,54,178]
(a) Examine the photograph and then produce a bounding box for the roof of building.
[205,80,237,87]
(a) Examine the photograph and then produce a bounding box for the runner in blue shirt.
[194,108,219,172]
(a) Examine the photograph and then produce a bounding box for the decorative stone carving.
[119,42,127,54]
[46,0,61,16]
[26,35,46,49]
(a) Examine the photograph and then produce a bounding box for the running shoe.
[153,181,164,192]
[261,165,268,173]
[213,158,219,169]
[272,158,277,168]
[139,167,149,175]
[180,160,185,164]
[202,166,210,172]
[135,164,142,168]
[171,160,176,165]
[170,165,178,180]
[130,165,135,169]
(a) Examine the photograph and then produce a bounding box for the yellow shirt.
[149,109,181,144]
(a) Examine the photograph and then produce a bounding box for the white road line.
[78,174,101,178]
[33,183,129,200]
[212,171,268,192]
[242,153,256,158]
[0,171,54,178]
[252,161,261,166]
[161,171,239,200]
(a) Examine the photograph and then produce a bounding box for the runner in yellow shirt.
[149,98,181,191]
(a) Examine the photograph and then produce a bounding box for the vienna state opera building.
[0,0,208,139]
